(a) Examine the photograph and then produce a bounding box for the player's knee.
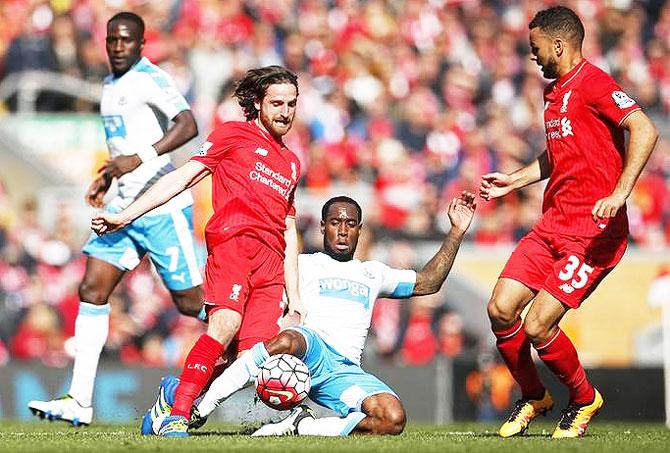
[523,318,552,344]
[365,395,406,435]
[265,330,305,357]
[381,405,406,435]
[207,309,242,343]
[487,298,516,327]
[78,279,108,305]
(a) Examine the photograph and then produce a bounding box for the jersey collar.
[556,59,587,90]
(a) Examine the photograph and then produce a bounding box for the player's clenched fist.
[448,190,477,234]
[479,172,514,201]
[591,191,627,224]
[91,211,129,236]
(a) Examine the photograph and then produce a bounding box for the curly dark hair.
[529,6,584,49]
[234,66,299,121]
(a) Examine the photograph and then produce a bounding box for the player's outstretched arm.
[591,110,658,222]
[91,160,210,235]
[102,110,199,179]
[479,151,551,201]
[413,191,477,296]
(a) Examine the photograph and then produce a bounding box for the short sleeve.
[586,73,640,126]
[376,262,417,298]
[286,158,300,218]
[190,125,234,171]
[141,69,190,120]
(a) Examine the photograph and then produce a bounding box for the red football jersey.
[537,60,641,238]
[191,121,300,257]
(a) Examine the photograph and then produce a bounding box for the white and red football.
[255,354,311,411]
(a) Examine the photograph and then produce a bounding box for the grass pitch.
[0,421,668,453]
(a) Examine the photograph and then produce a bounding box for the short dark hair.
[108,11,145,37]
[234,66,298,121]
[529,6,584,49]
[321,196,363,224]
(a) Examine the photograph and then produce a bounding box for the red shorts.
[500,229,627,309]
[203,235,285,351]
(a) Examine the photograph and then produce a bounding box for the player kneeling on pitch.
[142,193,476,436]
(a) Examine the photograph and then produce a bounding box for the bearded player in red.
[480,6,658,439]
[92,65,305,437]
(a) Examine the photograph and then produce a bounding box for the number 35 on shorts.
[556,255,593,294]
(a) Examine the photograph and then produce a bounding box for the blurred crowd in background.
[0,0,669,398]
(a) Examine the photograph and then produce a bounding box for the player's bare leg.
[354,393,406,435]
[169,286,203,317]
[525,292,602,438]
[29,257,125,426]
[487,278,536,331]
[265,329,308,357]
[487,278,552,437]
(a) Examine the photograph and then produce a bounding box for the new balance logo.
[229,284,242,301]
[255,147,269,156]
[559,283,575,294]
[561,117,573,137]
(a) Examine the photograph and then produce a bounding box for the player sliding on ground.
[480,6,658,439]
[143,193,476,436]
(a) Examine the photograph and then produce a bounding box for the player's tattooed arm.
[102,110,198,179]
[479,151,551,201]
[592,110,658,222]
[413,192,477,296]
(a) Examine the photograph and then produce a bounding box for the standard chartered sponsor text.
[249,161,293,199]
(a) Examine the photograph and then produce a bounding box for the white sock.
[297,412,367,436]
[68,302,110,407]
[197,342,269,417]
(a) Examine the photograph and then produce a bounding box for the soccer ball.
[255,354,311,411]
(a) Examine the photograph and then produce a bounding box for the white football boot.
[251,405,315,436]
[28,395,92,426]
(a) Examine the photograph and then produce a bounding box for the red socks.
[535,329,595,405]
[494,320,545,400]
[171,334,225,417]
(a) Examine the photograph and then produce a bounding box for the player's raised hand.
[100,155,142,179]
[91,211,129,236]
[591,191,627,225]
[479,172,514,201]
[85,174,111,208]
[448,190,477,234]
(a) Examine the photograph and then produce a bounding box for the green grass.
[0,421,668,453]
